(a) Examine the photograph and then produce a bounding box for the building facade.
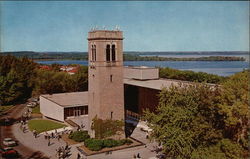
[40,92,88,122]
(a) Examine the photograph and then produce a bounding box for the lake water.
[37,60,249,76]
[140,54,249,59]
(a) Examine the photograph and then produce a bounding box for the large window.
[112,45,116,61]
[91,45,96,61]
[106,44,111,61]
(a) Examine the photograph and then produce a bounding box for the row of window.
[106,44,116,62]
[91,44,116,62]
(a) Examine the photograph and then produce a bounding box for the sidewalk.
[11,119,159,159]
[12,123,83,159]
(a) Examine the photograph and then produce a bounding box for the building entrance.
[64,106,88,119]
[74,108,81,116]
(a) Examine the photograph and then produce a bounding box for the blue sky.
[0,1,249,52]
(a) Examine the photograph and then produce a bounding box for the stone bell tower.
[88,30,124,137]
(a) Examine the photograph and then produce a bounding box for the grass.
[0,105,13,115]
[28,119,66,133]
[32,106,41,114]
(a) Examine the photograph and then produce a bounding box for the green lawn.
[32,106,41,114]
[28,119,66,133]
[0,105,13,115]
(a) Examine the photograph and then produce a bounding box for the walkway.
[0,104,48,158]
[12,122,82,159]
[10,115,159,159]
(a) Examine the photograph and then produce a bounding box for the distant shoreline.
[33,56,246,62]
[1,51,247,61]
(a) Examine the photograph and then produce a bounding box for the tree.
[218,70,249,148]
[0,55,36,104]
[144,84,223,158]
[143,73,248,158]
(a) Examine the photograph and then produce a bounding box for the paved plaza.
[11,117,160,159]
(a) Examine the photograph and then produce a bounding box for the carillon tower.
[88,30,125,137]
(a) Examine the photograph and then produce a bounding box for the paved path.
[11,119,159,159]
[0,104,49,158]
[12,122,83,159]
[86,127,158,159]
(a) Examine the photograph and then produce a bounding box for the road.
[0,104,49,159]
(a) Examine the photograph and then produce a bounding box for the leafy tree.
[144,71,249,158]
[32,65,88,95]
[0,55,36,104]
[71,66,88,91]
[144,84,223,158]
[191,139,243,159]
[159,67,226,84]
[218,70,249,148]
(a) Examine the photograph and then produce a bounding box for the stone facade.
[88,30,125,138]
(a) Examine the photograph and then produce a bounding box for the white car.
[27,102,36,108]
[3,138,17,147]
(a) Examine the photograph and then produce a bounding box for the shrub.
[85,138,103,151]
[84,138,133,151]
[103,139,118,148]
[121,138,133,145]
[68,131,90,142]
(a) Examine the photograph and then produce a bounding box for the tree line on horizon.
[0,51,246,61]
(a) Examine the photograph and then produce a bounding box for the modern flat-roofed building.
[40,92,88,122]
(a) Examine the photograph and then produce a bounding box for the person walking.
[133,154,136,159]
[34,130,37,138]
[77,153,81,159]
[22,126,25,133]
[137,153,141,159]
[48,139,50,146]
[58,134,61,141]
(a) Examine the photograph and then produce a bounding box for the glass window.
[106,44,110,61]
[112,45,116,61]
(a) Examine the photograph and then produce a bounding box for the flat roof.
[124,78,196,90]
[41,92,88,107]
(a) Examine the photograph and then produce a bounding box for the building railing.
[125,110,141,120]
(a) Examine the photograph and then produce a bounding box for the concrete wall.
[40,96,64,122]
[124,67,159,80]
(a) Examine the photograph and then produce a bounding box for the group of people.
[56,144,71,159]
[133,153,141,159]
[19,117,28,133]
[43,130,62,146]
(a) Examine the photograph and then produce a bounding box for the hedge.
[84,138,133,151]
[68,130,90,142]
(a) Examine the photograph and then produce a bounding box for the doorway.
[74,107,81,117]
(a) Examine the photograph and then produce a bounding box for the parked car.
[0,147,19,158]
[26,102,36,108]
[3,138,17,147]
